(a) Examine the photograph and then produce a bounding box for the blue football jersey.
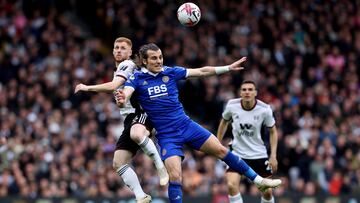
[125,66,191,132]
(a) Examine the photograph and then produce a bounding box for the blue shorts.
[156,120,212,160]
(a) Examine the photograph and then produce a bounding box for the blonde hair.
[114,37,132,47]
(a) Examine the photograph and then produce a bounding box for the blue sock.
[222,151,258,181]
[168,181,182,203]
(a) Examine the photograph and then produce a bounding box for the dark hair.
[135,43,160,67]
[241,80,257,89]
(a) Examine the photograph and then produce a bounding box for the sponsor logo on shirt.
[148,84,168,99]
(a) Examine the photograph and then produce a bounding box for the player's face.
[239,83,257,102]
[144,49,163,73]
[113,41,132,63]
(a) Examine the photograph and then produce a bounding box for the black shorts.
[115,112,153,155]
[227,157,273,178]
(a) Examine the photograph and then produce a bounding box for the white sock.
[261,197,274,203]
[117,164,146,199]
[254,175,264,184]
[139,137,164,169]
[229,193,243,203]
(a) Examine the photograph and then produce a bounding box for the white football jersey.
[222,98,275,159]
[113,60,137,117]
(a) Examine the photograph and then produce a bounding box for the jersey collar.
[141,67,164,76]
[240,99,257,111]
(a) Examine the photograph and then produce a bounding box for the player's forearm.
[87,82,119,92]
[216,119,229,141]
[269,127,278,157]
[188,66,230,77]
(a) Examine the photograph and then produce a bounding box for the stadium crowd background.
[0,0,360,200]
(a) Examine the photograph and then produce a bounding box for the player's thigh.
[199,134,228,159]
[226,171,242,190]
[113,149,134,169]
[164,156,182,181]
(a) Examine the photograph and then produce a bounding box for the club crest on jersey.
[142,81,148,86]
[162,76,169,83]
[129,75,135,80]
[162,148,167,156]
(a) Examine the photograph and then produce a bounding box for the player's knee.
[130,125,148,144]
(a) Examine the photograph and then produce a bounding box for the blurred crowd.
[0,0,360,200]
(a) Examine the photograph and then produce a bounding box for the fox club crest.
[162,76,169,83]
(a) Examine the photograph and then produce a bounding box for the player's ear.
[142,58,147,66]
[255,89,258,97]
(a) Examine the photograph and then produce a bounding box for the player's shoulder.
[119,59,135,66]
[256,99,272,110]
[227,98,241,106]
[163,65,186,72]
[117,59,136,70]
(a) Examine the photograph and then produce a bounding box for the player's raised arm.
[114,87,134,108]
[216,118,230,141]
[74,77,126,93]
[187,57,247,78]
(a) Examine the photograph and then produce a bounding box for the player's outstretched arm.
[74,77,126,94]
[114,87,134,107]
[216,118,230,142]
[187,57,246,78]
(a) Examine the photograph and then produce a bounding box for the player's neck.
[241,100,256,111]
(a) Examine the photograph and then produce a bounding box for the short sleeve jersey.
[222,99,275,159]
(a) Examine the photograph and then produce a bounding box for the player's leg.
[226,171,243,203]
[198,135,281,190]
[114,114,151,202]
[261,188,274,203]
[164,155,183,203]
[130,114,169,186]
[242,158,275,203]
[113,149,150,202]
[157,134,185,203]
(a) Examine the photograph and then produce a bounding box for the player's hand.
[113,89,126,107]
[229,57,247,71]
[269,156,278,173]
[74,84,88,93]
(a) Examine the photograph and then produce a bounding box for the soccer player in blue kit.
[115,43,282,203]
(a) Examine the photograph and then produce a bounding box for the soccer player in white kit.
[75,37,168,203]
[217,80,279,203]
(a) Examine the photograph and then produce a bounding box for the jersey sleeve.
[114,60,136,80]
[222,102,232,121]
[172,66,187,80]
[264,106,276,127]
[124,74,137,90]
